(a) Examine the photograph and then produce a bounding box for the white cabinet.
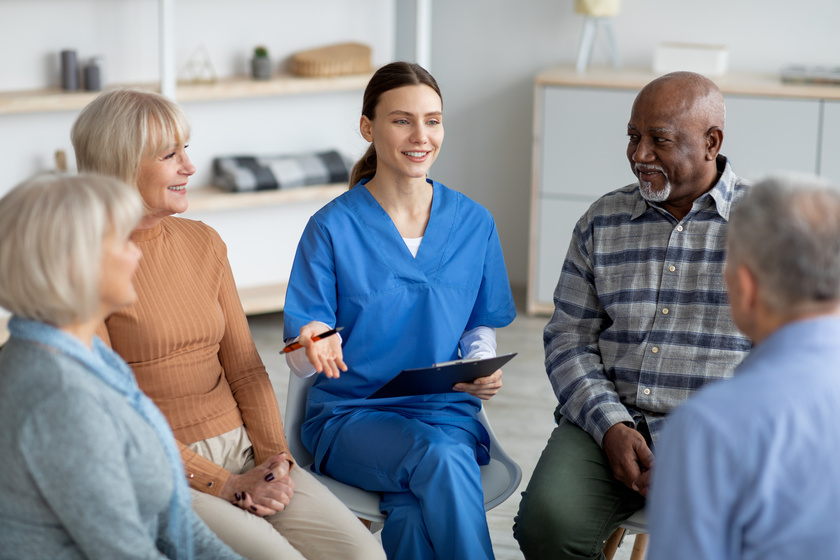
[534,198,595,307]
[529,65,840,314]
[539,87,637,197]
[532,86,637,307]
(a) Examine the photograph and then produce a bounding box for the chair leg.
[630,533,648,560]
[603,526,625,560]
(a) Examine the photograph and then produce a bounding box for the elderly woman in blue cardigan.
[0,173,243,560]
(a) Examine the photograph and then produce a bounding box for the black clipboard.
[366,352,517,399]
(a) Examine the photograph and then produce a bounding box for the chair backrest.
[477,405,523,510]
[285,372,317,466]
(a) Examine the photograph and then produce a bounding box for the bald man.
[513,72,752,560]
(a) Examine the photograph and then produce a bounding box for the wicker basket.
[289,42,372,77]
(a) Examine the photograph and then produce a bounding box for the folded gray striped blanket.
[213,150,352,192]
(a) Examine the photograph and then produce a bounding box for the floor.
[249,308,641,560]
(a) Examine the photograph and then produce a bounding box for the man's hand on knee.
[602,423,654,496]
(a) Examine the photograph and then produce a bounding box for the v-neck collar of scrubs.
[353,178,452,280]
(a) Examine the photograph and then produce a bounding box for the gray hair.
[0,173,143,326]
[727,174,840,314]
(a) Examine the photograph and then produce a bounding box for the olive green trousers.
[513,411,646,560]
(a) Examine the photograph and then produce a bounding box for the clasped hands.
[221,452,294,517]
[299,321,503,400]
[602,422,655,497]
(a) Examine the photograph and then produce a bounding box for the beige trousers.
[188,426,385,560]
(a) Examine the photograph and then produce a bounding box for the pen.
[281,326,344,353]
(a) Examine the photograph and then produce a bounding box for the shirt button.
[651,347,659,354]
[662,308,669,315]
[669,265,676,272]
[643,388,651,395]
[676,225,684,232]
[188,473,194,479]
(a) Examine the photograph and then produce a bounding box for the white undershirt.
[403,236,422,257]
[285,236,497,377]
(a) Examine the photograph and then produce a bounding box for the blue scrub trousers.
[321,408,494,560]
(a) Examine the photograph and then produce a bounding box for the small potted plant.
[251,45,272,80]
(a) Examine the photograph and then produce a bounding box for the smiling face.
[360,84,444,185]
[136,142,195,227]
[626,74,724,219]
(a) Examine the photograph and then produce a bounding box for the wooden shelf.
[0,72,373,115]
[239,283,288,316]
[187,183,347,212]
[176,73,372,103]
[186,185,347,316]
[537,64,840,101]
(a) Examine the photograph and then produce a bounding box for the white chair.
[604,509,648,560]
[284,372,523,531]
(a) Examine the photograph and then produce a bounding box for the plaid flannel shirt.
[545,156,752,447]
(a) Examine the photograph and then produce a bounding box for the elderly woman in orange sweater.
[71,88,384,560]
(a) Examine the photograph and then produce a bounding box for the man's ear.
[705,126,723,161]
[736,263,759,313]
[360,115,373,142]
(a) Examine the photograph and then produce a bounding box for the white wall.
[3,0,840,292]
[411,0,840,290]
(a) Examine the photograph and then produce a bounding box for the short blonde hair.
[71,87,191,187]
[0,173,143,326]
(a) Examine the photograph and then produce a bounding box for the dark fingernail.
[250,506,257,512]
[234,492,241,501]
[264,472,275,482]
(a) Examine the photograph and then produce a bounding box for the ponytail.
[349,144,377,188]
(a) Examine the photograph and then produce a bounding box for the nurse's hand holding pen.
[453,369,503,400]
[298,321,348,378]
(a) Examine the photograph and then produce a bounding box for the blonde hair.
[71,87,191,187]
[0,173,143,326]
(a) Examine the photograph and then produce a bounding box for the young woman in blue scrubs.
[283,62,516,560]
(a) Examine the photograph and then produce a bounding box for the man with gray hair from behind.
[648,173,840,560]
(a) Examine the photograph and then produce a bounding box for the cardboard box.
[653,43,729,76]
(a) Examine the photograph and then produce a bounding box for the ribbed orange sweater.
[100,216,289,496]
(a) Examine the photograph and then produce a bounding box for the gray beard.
[638,179,671,202]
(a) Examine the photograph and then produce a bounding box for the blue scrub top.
[284,179,516,468]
